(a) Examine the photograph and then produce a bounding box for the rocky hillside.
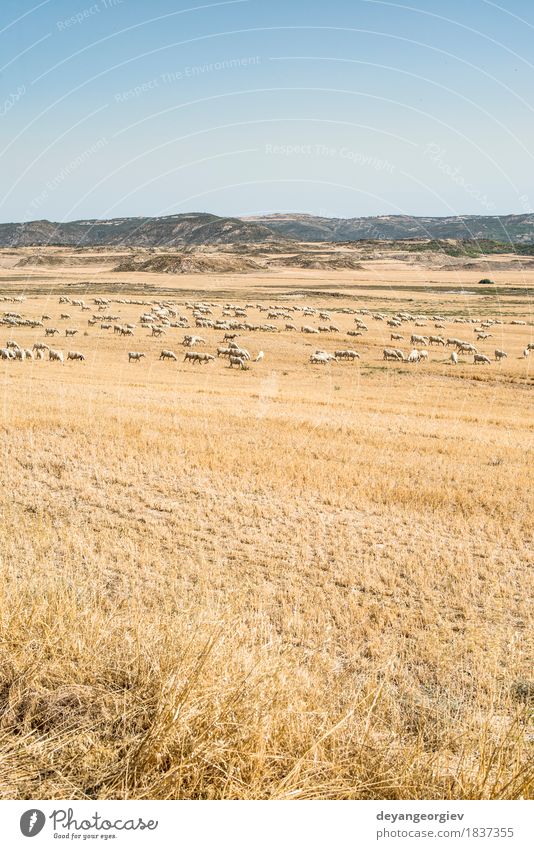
[243,213,534,243]
[2,212,534,246]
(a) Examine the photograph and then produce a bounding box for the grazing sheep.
[0,348,13,359]
[254,351,264,362]
[45,328,59,336]
[418,350,429,360]
[60,314,70,320]
[49,349,64,363]
[310,351,335,364]
[151,327,165,336]
[13,348,26,360]
[301,325,319,334]
[128,351,145,362]
[335,349,360,360]
[408,349,421,363]
[523,348,530,358]
[65,328,78,337]
[390,333,403,341]
[184,351,214,364]
[229,355,246,369]
[67,351,85,361]
[120,327,134,336]
[35,349,45,360]
[495,349,507,361]
[450,351,458,364]
[383,348,402,361]
[474,353,491,365]
[24,349,34,359]
[33,342,49,352]
[410,334,428,346]
[526,342,534,351]
[182,335,205,346]
[159,350,177,361]
[217,346,233,357]
[457,342,477,354]
[223,333,238,341]
[347,330,363,338]
[429,335,445,346]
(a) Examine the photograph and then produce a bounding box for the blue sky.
[1,0,534,221]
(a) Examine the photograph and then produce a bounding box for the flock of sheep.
[0,296,532,373]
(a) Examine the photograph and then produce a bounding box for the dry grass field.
[0,246,532,800]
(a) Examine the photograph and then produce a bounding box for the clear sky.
[1,0,534,222]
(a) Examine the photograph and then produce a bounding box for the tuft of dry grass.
[0,276,532,800]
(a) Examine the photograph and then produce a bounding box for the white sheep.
[67,351,85,361]
[254,351,264,362]
[474,353,491,365]
[494,349,507,361]
[49,349,64,363]
[450,351,458,364]
[128,351,145,362]
[159,350,177,361]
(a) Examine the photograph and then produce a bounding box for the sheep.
[6,340,20,349]
[67,351,85,361]
[410,334,428,346]
[159,350,177,361]
[477,332,492,340]
[182,335,205,346]
[60,313,71,320]
[383,348,402,361]
[310,351,336,364]
[450,351,458,364]
[49,349,64,363]
[301,325,319,334]
[429,335,445,346]
[0,348,13,359]
[285,323,297,331]
[65,328,78,337]
[457,342,477,354]
[254,351,264,362]
[151,327,165,336]
[184,351,214,364]
[120,327,134,336]
[232,347,251,360]
[217,346,233,357]
[474,353,491,365]
[13,348,26,360]
[34,348,45,360]
[33,342,49,352]
[223,333,238,341]
[45,328,59,336]
[24,349,34,359]
[523,348,530,358]
[495,349,508,361]
[526,342,534,351]
[418,350,429,361]
[347,330,363,338]
[408,349,421,363]
[390,333,403,341]
[335,350,360,360]
[128,351,145,362]
[229,355,246,369]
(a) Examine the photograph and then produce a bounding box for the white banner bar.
[1,799,531,848]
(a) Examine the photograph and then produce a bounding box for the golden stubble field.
[0,247,532,800]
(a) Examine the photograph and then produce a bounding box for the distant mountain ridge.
[2,212,534,246]
[242,213,534,243]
